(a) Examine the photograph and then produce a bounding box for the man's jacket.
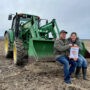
[54,39,70,59]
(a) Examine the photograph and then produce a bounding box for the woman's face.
[70,34,77,42]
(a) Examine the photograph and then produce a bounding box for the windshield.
[20,17,31,25]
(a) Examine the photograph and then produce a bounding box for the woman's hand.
[73,58,78,61]
[74,44,78,47]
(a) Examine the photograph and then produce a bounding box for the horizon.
[0,35,90,40]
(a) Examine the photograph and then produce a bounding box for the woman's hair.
[70,32,77,37]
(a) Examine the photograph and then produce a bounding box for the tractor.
[4,13,90,66]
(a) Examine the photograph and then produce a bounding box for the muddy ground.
[0,40,90,90]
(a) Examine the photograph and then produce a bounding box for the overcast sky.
[0,0,90,39]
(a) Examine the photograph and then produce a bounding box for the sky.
[0,0,90,39]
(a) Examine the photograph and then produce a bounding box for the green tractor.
[4,13,90,66]
[4,13,60,65]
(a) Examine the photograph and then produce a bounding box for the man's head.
[70,32,77,42]
[59,30,67,40]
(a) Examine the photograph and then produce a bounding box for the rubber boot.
[82,67,87,80]
[75,67,81,79]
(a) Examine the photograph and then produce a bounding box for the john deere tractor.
[4,13,60,65]
[4,13,90,66]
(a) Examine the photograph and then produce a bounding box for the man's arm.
[54,40,70,51]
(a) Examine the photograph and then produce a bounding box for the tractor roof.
[17,13,40,18]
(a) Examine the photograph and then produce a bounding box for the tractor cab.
[8,13,40,38]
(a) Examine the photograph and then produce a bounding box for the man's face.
[60,32,66,39]
[70,34,77,42]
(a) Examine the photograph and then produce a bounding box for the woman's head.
[70,32,77,42]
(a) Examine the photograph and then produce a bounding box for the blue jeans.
[77,54,88,68]
[56,55,76,82]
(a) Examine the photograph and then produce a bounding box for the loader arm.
[39,19,60,39]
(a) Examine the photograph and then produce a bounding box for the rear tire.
[13,39,27,66]
[4,33,13,58]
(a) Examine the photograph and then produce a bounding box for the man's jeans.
[56,55,76,82]
[77,54,88,68]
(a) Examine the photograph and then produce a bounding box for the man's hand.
[69,44,73,47]
[56,38,59,40]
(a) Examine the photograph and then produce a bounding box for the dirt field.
[0,40,90,90]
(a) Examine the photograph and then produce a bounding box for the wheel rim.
[4,36,9,55]
[13,43,17,64]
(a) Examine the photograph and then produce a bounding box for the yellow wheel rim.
[4,36,9,55]
[13,43,17,64]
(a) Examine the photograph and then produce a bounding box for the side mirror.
[8,15,12,20]
[46,20,48,24]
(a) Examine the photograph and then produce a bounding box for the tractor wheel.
[13,39,27,66]
[4,33,13,58]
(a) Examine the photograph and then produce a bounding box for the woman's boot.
[82,67,87,80]
[75,67,81,79]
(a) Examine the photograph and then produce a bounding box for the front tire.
[13,39,27,66]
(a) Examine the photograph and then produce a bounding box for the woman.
[68,32,88,80]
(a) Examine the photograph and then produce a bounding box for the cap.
[60,30,68,34]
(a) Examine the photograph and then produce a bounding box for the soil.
[0,40,90,90]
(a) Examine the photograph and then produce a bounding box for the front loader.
[4,13,90,66]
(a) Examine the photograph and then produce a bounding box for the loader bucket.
[28,39,55,61]
[85,49,90,58]
[80,42,90,58]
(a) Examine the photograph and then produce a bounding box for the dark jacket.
[54,39,70,59]
[67,38,83,53]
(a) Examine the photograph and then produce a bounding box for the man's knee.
[56,56,69,66]
[63,60,70,68]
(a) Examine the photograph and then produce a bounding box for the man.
[54,30,77,84]
[68,32,88,80]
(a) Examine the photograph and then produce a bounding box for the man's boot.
[75,67,81,79]
[82,67,87,80]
